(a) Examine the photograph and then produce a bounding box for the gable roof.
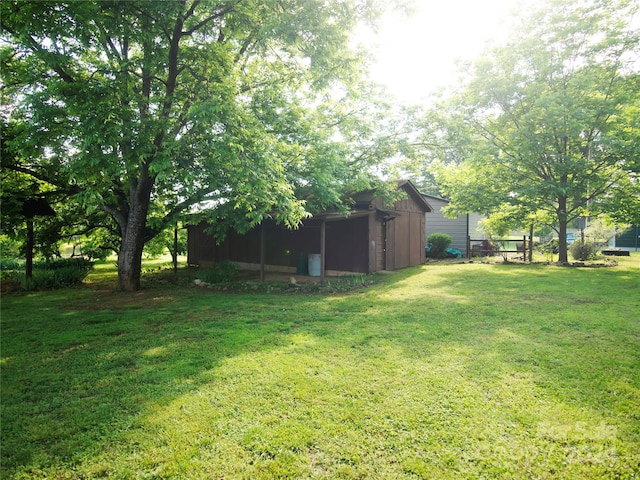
[398,180,433,212]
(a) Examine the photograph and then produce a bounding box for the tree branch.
[182,1,239,36]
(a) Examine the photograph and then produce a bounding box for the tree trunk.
[117,185,152,291]
[557,196,569,264]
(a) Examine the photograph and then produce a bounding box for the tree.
[1,0,394,291]
[425,0,640,263]
[1,117,122,263]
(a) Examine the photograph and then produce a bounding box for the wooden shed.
[188,180,432,278]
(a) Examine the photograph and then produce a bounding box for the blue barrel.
[308,254,321,276]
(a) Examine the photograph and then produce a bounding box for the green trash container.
[296,254,308,275]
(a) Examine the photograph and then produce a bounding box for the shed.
[613,224,639,251]
[422,194,485,257]
[187,180,432,278]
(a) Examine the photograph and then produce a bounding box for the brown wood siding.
[220,221,318,268]
[187,218,370,273]
[389,192,427,269]
[394,211,411,269]
[187,224,216,265]
[410,211,426,266]
[385,219,396,271]
[375,219,385,271]
[325,216,369,273]
[187,180,429,273]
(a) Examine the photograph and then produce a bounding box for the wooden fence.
[468,236,532,262]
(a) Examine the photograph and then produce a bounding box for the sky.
[358,0,533,105]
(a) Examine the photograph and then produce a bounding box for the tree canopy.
[421,0,640,262]
[1,0,404,290]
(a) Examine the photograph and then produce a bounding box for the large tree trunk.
[117,179,153,291]
[117,211,147,291]
[557,196,569,264]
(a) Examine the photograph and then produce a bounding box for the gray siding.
[468,213,487,239]
[424,196,469,255]
[423,196,487,256]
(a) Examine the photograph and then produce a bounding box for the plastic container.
[308,254,321,277]
[296,255,308,275]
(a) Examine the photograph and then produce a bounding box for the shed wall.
[187,216,371,273]
[386,193,426,269]
[188,181,429,275]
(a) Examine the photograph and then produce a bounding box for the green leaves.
[421,0,639,262]
[2,0,406,289]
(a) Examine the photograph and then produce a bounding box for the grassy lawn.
[1,255,639,479]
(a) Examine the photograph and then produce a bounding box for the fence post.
[523,235,527,262]
[467,236,471,259]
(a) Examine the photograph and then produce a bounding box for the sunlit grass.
[1,254,639,479]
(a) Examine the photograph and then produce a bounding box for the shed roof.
[398,180,433,212]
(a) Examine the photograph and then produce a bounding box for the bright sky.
[359,0,533,105]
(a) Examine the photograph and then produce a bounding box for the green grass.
[1,255,639,479]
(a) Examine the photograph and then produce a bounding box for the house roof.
[422,193,450,204]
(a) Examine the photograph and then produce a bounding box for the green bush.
[0,258,23,271]
[0,234,21,259]
[570,241,599,261]
[427,233,452,259]
[35,257,94,271]
[2,257,94,290]
[196,261,238,284]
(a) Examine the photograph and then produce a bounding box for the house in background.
[422,194,485,257]
[188,180,432,279]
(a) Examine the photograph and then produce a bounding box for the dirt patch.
[0,280,22,293]
[61,283,182,312]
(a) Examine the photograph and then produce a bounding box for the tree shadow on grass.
[0,285,338,477]
[347,263,640,447]
[1,261,638,477]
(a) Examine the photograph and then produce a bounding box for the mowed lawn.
[1,256,639,479]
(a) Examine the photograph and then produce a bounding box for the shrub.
[570,241,599,261]
[1,258,23,271]
[3,257,94,290]
[427,233,452,259]
[196,261,238,284]
[0,235,21,259]
[35,257,94,271]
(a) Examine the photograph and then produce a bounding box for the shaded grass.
[1,255,639,479]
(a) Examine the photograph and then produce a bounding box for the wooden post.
[320,219,326,284]
[173,224,178,274]
[523,235,527,262]
[529,223,534,263]
[260,223,265,282]
[25,217,34,281]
